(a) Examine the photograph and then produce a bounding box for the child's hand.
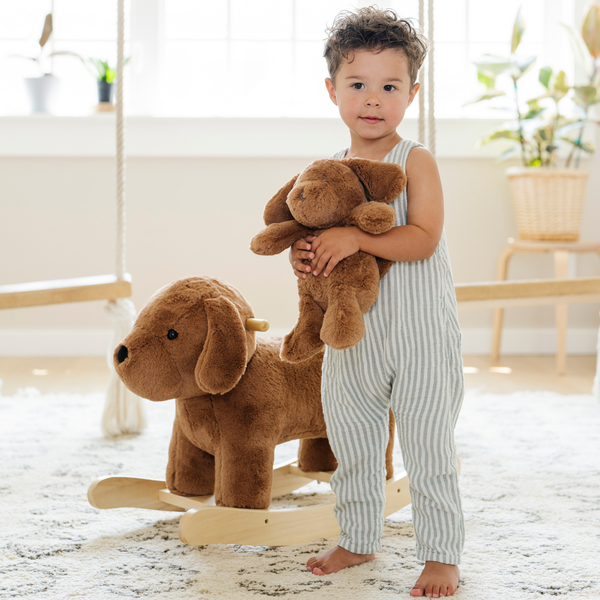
[290,236,317,279]
[310,227,361,277]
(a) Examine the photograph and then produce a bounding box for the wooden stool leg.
[492,247,515,362]
[554,251,569,375]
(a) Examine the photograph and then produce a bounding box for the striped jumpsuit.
[321,139,465,564]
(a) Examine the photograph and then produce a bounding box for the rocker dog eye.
[167,329,178,340]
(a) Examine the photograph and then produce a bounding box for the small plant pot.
[24,74,60,113]
[97,80,114,104]
[506,167,589,241]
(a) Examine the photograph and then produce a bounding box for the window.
[1,0,577,118]
[1,0,131,115]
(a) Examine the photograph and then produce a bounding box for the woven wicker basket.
[506,167,589,242]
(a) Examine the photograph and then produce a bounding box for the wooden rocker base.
[88,458,411,546]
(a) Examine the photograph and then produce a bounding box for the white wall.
[1,134,599,356]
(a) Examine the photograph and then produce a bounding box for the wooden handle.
[245,318,270,332]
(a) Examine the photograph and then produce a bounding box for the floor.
[0,355,596,397]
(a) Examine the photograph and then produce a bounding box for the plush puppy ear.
[264,174,299,225]
[195,296,248,395]
[341,158,407,203]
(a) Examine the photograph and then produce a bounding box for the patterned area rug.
[1,386,599,599]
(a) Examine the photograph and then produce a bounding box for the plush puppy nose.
[116,345,129,363]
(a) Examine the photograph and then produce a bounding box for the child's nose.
[365,94,381,107]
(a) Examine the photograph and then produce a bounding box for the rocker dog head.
[114,277,257,401]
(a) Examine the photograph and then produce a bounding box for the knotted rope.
[102,299,147,437]
[417,0,435,156]
[102,0,146,437]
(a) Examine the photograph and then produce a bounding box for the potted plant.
[85,58,130,112]
[468,3,600,241]
[9,11,129,114]
[10,13,60,113]
[55,54,131,111]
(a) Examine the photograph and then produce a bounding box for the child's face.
[325,48,419,145]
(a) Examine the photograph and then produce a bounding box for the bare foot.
[411,562,460,597]
[306,545,375,575]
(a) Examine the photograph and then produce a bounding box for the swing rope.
[101,0,147,438]
[417,0,435,156]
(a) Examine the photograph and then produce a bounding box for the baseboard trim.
[0,327,597,357]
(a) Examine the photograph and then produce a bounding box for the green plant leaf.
[555,119,586,134]
[560,137,595,153]
[539,66,552,89]
[554,70,569,94]
[479,128,521,146]
[560,23,594,79]
[513,55,536,79]
[498,146,522,161]
[463,89,506,106]
[477,70,496,89]
[582,2,600,59]
[523,105,544,120]
[473,55,515,78]
[573,84,598,105]
[534,125,552,141]
[88,58,104,79]
[511,6,526,54]
[39,13,53,49]
[106,68,116,83]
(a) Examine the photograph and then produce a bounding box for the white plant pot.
[23,74,61,113]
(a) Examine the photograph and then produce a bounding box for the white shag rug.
[1,386,599,599]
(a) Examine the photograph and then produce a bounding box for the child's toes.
[410,586,424,597]
[439,584,448,597]
[432,585,440,597]
[306,558,323,572]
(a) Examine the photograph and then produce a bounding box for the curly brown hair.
[324,6,428,86]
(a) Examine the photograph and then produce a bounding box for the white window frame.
[1,0,592,159]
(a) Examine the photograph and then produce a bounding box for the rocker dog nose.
[117,345,129,363]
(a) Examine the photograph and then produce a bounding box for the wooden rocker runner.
[88,459,410,546]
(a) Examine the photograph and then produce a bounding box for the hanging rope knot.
[102,297,147,437]
[105,298,136,324]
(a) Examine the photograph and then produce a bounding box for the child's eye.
[351,83,365,90]
[383,84,396,92]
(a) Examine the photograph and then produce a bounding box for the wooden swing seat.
[455,276,600,309]
[0,273,132,310]
[88,458,411,546]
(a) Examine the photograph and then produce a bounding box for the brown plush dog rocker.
[250,158,406,363]
[114,276,394,510]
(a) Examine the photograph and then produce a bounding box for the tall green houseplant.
[470,4,600,169]
[467,4,600,242]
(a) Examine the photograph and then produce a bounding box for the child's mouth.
[361,117,382,124]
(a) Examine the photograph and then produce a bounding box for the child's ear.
[325,78,338,106]
[342,158,407,203]
[408,82,420,106]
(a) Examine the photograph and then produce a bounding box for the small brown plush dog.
[250,158,406,363]
[113,276,394,510]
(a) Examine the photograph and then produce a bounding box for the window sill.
[0,115,586,160]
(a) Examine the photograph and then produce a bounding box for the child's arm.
[309,148,444,277]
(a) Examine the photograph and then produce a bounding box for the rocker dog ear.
[195,297,248,395]
[263,174,299,225]
[341,158,407,203]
